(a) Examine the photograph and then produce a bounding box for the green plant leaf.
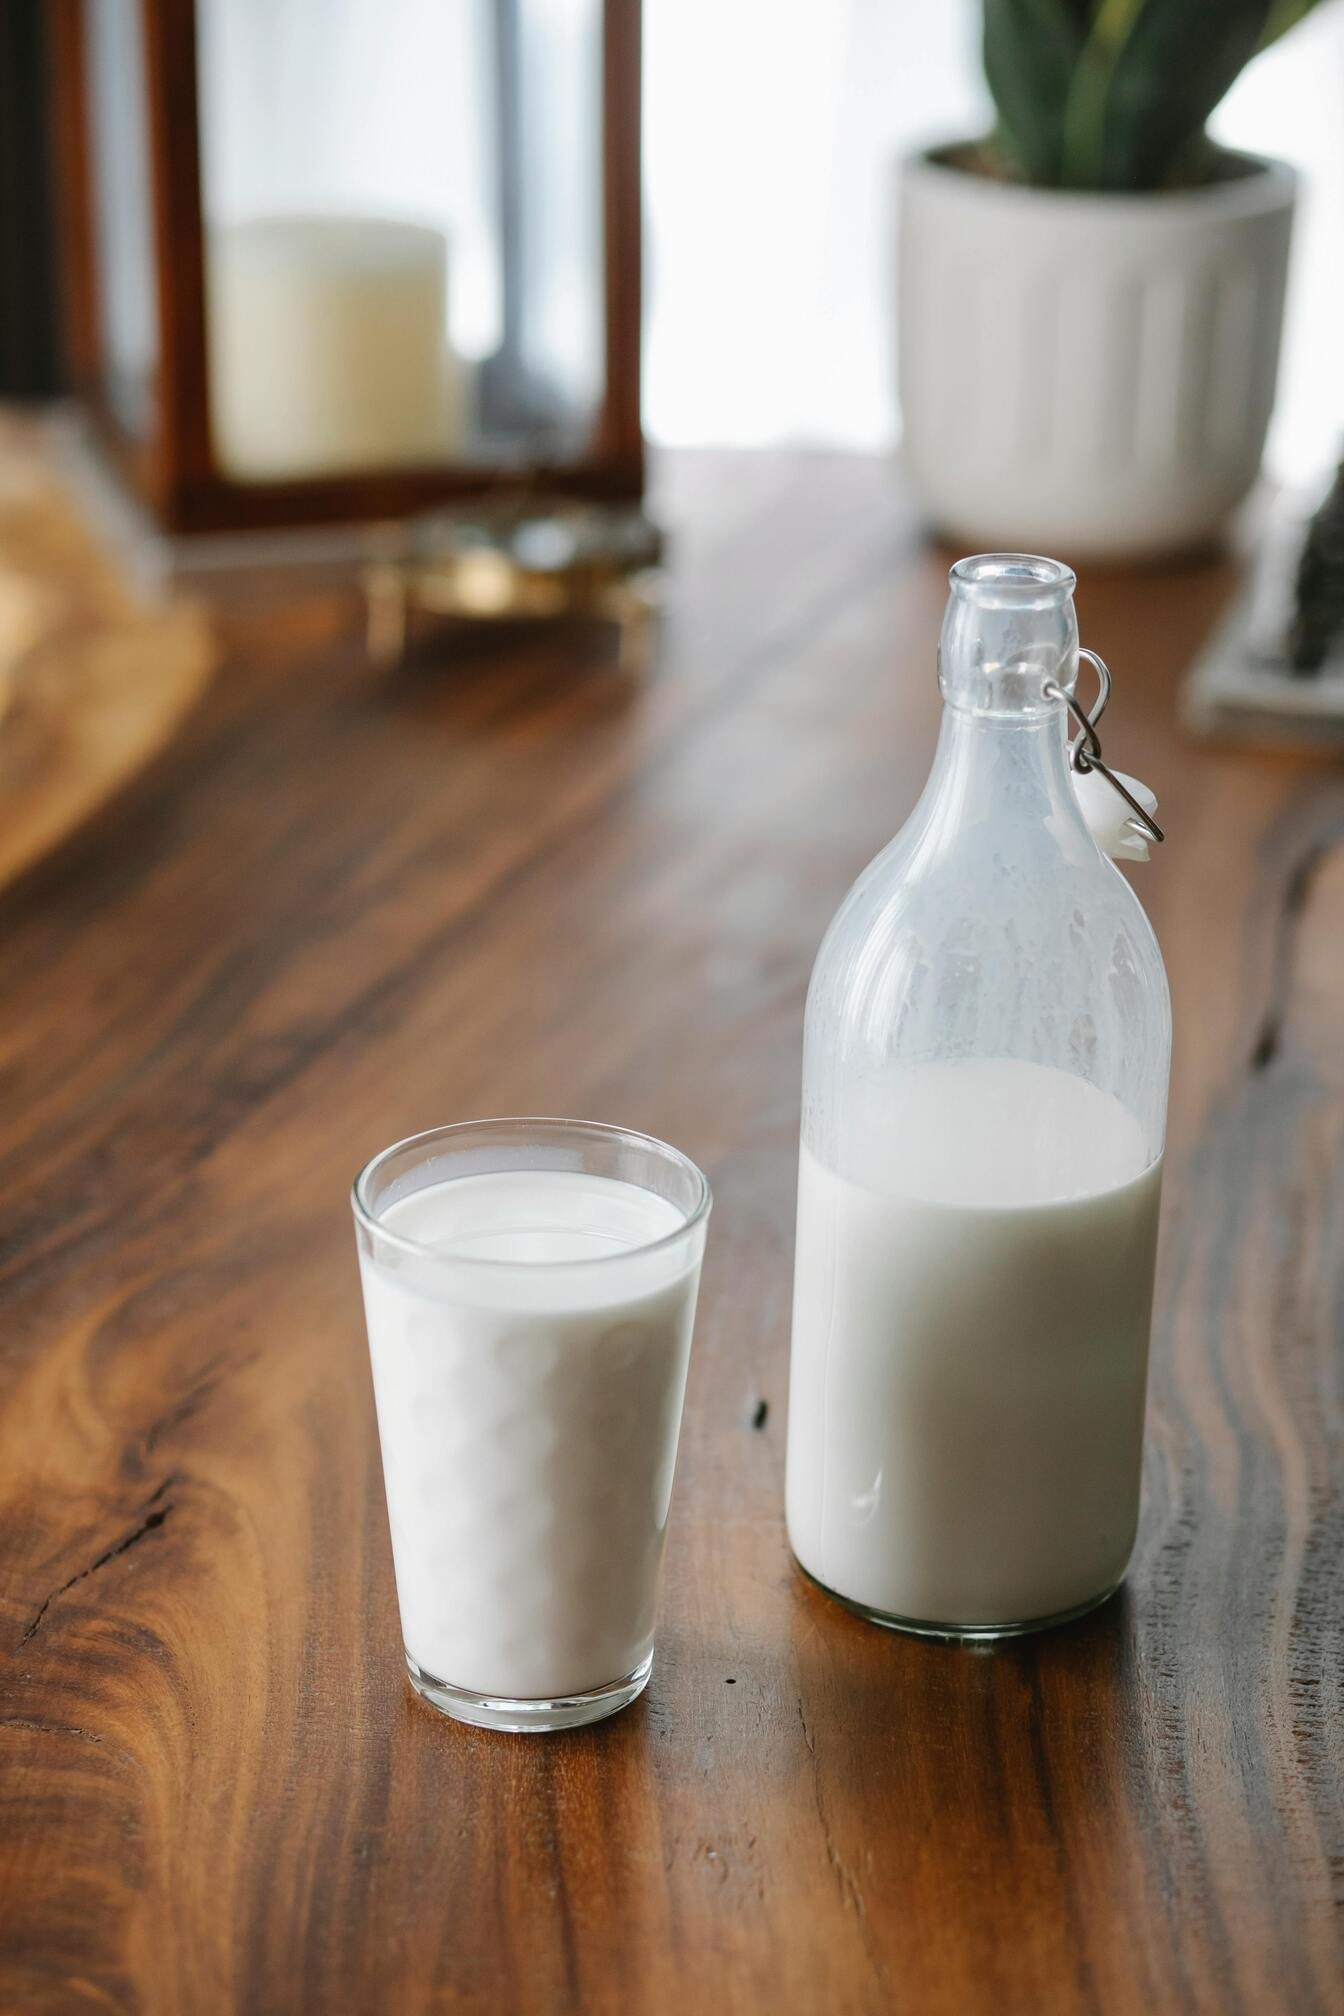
[983,0,1090,184]
[1058,0,1146,187]
[981,0,1325,192]
[1062,0,1276,188]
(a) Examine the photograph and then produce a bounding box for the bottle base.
[798,1562,1124,1641]
[405,1649,653,1732]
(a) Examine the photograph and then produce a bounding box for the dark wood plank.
[0,0,63,400]
[0,446,1341,2015]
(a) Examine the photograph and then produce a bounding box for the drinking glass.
[352,1118,710,1731]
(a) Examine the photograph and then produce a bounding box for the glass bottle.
[786,554,1170,1638]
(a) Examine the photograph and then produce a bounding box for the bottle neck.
[920,552,1095,857]
[938,553,1078,720]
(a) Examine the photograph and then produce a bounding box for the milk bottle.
[787,555,1170,1635]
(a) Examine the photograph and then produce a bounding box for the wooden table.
[2,452,1341,2015]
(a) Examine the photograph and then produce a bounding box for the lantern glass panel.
[194,0,606,483]
[84,0,159,440]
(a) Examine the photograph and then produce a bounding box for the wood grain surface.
[1,447,1341,2015]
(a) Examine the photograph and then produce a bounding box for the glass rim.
[350,1115,713,1271]
[949,552,1077,609]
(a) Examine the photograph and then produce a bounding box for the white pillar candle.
[205,215,463,480]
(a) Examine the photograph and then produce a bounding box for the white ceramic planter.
[897,146,1296,560]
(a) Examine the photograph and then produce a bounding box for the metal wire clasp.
[1044,648,1164,847]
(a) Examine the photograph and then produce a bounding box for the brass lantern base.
[54,416,664,673]
[363,500,664,675]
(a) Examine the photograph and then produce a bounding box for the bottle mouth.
[940,554,1079,717]
[949,554,1077,612]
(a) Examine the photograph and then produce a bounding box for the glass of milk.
[353,1119,710,1731]
[788,555,1171,1638]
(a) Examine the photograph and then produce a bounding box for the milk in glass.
[354,1124,709,1729]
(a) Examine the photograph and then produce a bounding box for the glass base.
[405,1649,653,1732]
[800,1563,1123,1642]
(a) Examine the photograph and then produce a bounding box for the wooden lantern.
[48,0,644,538]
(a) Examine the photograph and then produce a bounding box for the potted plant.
[898,1,1323,560]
